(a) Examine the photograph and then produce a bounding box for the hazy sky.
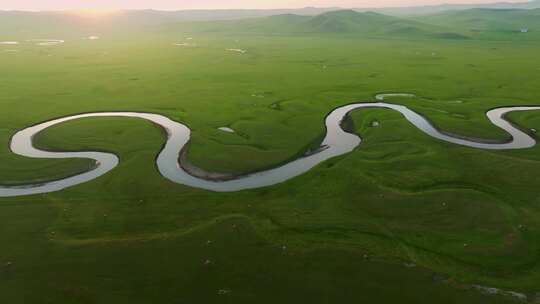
[0,0,529,10]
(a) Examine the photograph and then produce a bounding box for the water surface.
[1,102,539,197]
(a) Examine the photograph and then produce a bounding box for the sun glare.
[69,8,121,18]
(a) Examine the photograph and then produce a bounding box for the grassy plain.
[1,10,540,303]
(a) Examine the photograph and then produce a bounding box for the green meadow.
[1,9,540,303]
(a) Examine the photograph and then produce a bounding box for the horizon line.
[0,0,534,12]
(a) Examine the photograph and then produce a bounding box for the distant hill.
[1,0,540,25]
[0,8,343,36]
[0,7,341,25]
[173,10,469,39]
[0,9,470,40]
[416,8,540,33]
[370,0,540,16]
[306,10,401,33]
[139,7,342,20]
[8,8,539,40]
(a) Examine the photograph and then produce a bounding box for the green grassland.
[1,9,540,303]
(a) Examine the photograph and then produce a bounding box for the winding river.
[1,102,539,197]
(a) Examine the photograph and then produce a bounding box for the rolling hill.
[8,8,540,41]
[0,8,341,37]
[372,0,540,16]
[171,10,469,40]
[416,8,540,37]
[0,9,468,40]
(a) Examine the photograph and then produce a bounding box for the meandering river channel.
[1,102,539,197]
